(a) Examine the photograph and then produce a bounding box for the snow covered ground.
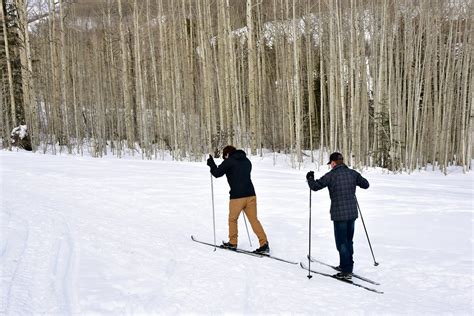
[1,150,473,315]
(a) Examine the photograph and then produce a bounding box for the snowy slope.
[1,150,473,314]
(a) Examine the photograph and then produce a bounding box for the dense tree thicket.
[1,0,472,173]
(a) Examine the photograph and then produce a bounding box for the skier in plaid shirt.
[306,152,369,280]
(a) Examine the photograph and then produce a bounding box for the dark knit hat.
[327,152,343,164]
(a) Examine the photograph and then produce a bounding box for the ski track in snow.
[1,181,74,314]
[0,151,473,314]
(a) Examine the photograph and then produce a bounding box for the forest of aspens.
[1,0,472,173]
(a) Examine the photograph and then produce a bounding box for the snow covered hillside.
[1,151,473,314]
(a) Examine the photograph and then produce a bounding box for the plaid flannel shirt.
[308,164,369,221]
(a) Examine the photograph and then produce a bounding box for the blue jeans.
[333,220,355,273]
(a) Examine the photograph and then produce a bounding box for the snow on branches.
[11,125,32,151]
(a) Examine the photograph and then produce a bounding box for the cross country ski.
[307,255,380,285]
[300,262,383,294]
[191,236,297,265]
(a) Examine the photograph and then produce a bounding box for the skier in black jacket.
[207,145,269,254]
[306,152,369,280]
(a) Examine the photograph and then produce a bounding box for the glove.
[206,155,215,167]
[306,171,314,181]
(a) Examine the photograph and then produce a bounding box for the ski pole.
[242,213,252,247]
[355,197,379,266]
[307,188,313,279]
[210,173,216,251]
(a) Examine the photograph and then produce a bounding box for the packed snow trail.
[1,151,473,314]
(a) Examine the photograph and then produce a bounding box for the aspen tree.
[47,0,60,153]
[196,0,212,152]
[118,0,134,149]
[292,0,302,162]
[317,0,325,167]
[180,0,196,156]
[103,0,120,156]
[459,19,471,172]
[225,0,237,145]
[168,0,183,158]
[14,0,35,149]
[283,0,295,162]
[216,0,226,141]
[70,42,81,154]
[440,19,456,173]
[351,1,360,166]
[256,1,264,155]
[327,0,337,151]
[133,0,148,157]
[246,0,258,154]
[145,0,159,155]
[58,0,71,152]
[305,0,315,162]
[156,0,171,151]
[386,1,401,170]
[1,0,16,131]
[334,0,347,160]
[0,80,4,147]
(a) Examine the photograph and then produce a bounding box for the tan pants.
[228,196,267,246]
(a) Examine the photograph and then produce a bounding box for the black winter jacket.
[308,164,369,221]
[209,150,256,199]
